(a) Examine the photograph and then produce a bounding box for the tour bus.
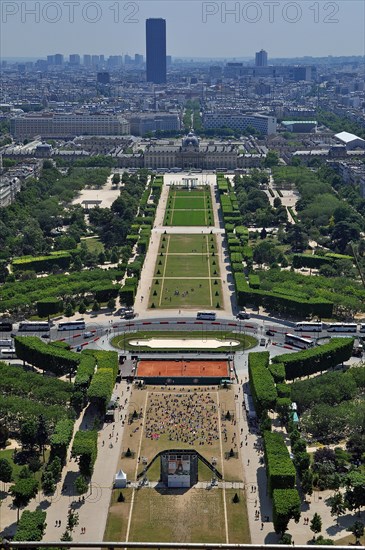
[285,333,315,349]
[294,322,323,332]
[0,339,13,348]
[0,348,17,358]
[57,321,86,331]
[196,311,217,321]
[326,323,357,333]
[0,321,12,332]
[359,324,365,333]
[18,321,50,332]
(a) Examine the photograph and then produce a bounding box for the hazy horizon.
[1,0,364,59]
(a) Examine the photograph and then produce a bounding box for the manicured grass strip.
[111,330,257,352]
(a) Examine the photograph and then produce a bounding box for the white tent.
[114,469,127,488]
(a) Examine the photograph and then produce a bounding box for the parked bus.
[0,339,13,348]
[196,312,216,321]
[285,333,315,349]
[359,324,365,333]
[326,323,357,333]
[0,321,12,332]
[0,348,17,358]
[18,322,50,332]
[57,321,86,331]
[294,322,323,332]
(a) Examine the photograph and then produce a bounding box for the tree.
[0,458,12,483]
[60,530,73,541]
[0,423,9,447]
[107,298,116,310]
[41,471,55,495]
[67,509,79,532]
[344,471,365,516]
[64,303,74,317]
[98,252,106,265]
[19,419,38,451]
[310,513,322,540]
[347,521,364,545]
[36,415,48,460]
[328,492,346,525]
[92,300,100,312]
[110,248,119,264]
[78,301,87,314]
[301,469,313,497]
[75,475,89,495]
[264,150,279,167]
[10,477,39,522]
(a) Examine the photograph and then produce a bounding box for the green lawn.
[164,187,213,227]
[79,237,104,254]
[173,197,207,209]
[171,210,211,226]
[0,448,50,485]
[150,234,221,309]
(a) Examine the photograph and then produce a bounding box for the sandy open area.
[129,338,240,349]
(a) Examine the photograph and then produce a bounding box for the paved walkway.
[0,381,132,541]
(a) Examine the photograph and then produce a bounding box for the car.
[124,311,135,319]
[41,333,50,338]
[84,331,93,339]
[237,311,250,320]
[260,338,266,346]
[266,330,275,336]
[76,346,82,352]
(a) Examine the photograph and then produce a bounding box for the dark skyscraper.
[146,18,166,84]
[255,49,268,67]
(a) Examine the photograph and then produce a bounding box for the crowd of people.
[144,391,221,446]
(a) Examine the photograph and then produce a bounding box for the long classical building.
[116,132,265,169]
[10,113,130,139]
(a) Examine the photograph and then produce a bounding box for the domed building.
[182,131,200,150]
[141,130,265,170]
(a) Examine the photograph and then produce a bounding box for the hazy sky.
[1,0,364,59]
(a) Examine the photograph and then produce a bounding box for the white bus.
[58,321,86,331]
[294,322,323,332]
[196,312,216,321]
[326,323,357,333]
[18,321,50,332]
[285,333,315,349]
[0,348,17,358]
[0,339,13,347]
[359,324,365,333]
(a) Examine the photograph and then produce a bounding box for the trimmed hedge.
[14,509,47,541]
[248,273,260,289]
[272,488,301,534]
[14,336,79,376]
[74,352,96,390]
[276,383,291,399]
[72,429,98,477]
[234,272,333,317]
[248,352,277,415]
[12,251,73,273]
[50,419,74,464]
[263,431,296,496]
[36,298,63,318]
[272,337,354,380]
[292,254,331,269]
[269,363,285,383]
[86,350,118,412]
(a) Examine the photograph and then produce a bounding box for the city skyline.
[0,1,364,59]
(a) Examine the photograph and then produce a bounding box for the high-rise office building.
[83,54,91,67]
[54,54,64,66]
[69,54,81,66]
[255,49,268,67]
[146,18,166,84]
